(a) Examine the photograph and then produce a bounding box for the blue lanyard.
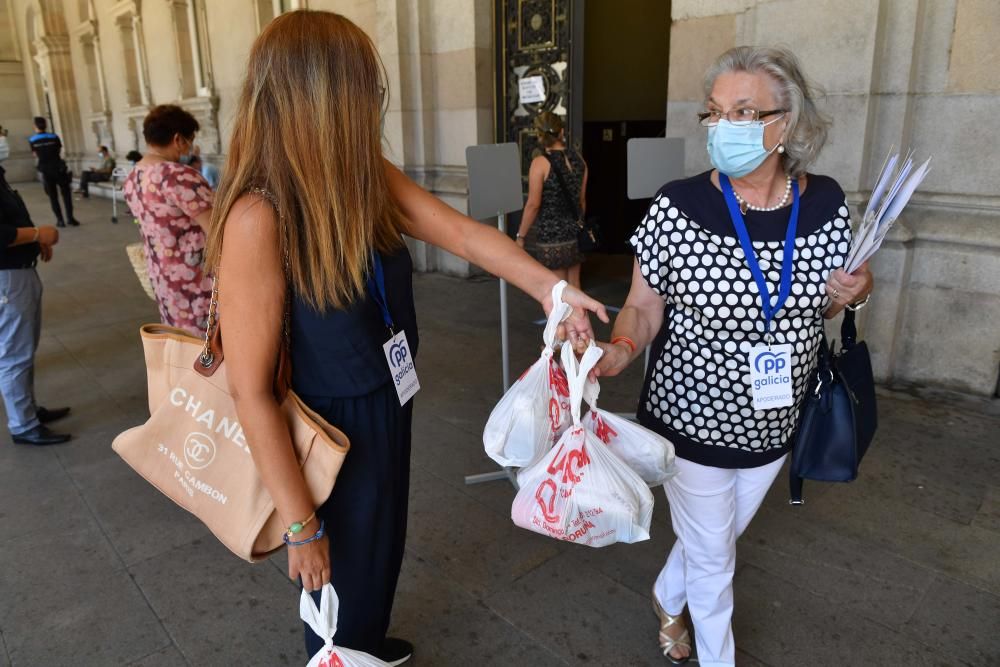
[719,173,800,336]
[366,253,395,333]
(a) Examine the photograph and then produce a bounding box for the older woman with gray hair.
[593,46,873,665]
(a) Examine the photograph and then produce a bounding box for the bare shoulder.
[224,193,279,241]
[530,154,550,174]
[220,193,282,269]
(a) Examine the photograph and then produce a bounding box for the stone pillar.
[375,0,496,276]
[0,60,37,182]
[132,14,152,106]
[34,33,85,159]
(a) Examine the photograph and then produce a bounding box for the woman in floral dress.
[123,105,214,335]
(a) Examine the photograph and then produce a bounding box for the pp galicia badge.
[369,253,420,406]
[383,330,420,406]
[748,344,793,410]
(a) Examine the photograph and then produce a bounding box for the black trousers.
[302,383,413,656]
[39,170,73,223]
[78,170,110,197]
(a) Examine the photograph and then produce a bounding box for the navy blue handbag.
[789,309,877,504]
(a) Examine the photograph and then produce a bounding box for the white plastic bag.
[512,343,654,547]
[300,584,390,667]
[583,380,678,486]
[483,280,573,468]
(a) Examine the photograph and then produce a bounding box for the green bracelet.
[286,511,317,538]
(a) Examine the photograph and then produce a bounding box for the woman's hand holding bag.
[482,281,574,468]
[301,584,390,667]
[511,342,654,547]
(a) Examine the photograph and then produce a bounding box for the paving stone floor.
[1,183,998,667]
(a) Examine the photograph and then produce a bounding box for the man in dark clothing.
[0,164,72,445]
[28,117,79,228]
[76,145,116,198]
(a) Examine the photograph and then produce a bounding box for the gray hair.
[703,46,831,177]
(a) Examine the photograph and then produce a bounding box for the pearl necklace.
[733,174,793,214]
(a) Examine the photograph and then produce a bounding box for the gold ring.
[832,288,841,300]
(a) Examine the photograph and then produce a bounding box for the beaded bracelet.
[285,511,317,539]
[283,519,325,547]
[611,335,637,355]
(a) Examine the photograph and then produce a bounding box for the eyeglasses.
[697,107,786,127]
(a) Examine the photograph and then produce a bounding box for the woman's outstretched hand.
[543,284,609,350]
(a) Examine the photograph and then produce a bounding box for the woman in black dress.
[515,112,589,288]
[204,11,607,665]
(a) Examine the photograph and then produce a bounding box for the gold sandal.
[652,590,692,665]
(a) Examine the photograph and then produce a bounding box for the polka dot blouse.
[630,171,852,469]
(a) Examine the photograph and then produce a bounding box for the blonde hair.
[534,112,565,149]
[205,10,405,311]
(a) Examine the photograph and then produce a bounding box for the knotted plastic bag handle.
[542,280,572,349]
[561,340,604,425]
[300,584,338,652]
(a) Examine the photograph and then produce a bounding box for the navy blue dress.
[295,244,418,655]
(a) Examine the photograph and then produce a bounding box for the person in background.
[594,46,873,666]
[28,117,79,228]
[76,145,116,198]
[125,150,143,166]
[183,145,220,190]
[514,111,589,289]
[122,105,214,335]
[0,125,9,163]
[0,161,72,446]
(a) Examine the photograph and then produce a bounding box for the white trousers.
[654,454,786,667]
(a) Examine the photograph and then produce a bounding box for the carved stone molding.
[88,111,115,152]
[112,2,152,106]
[124,105,152,150]
[179,95,220,154]
[35,33,71,57]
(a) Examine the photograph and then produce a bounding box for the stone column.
[34,33,85,158]
[132,13,152,106]
[375,0,496,276]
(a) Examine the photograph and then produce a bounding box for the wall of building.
[0,0,36,181]
[1,0,493,274]
[377,0,494,273]
[665,0,1000,396]
[5,0,997,396]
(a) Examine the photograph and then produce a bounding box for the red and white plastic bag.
[483,280,573,468]
[512,342,654,547]
[300,585,390,667]
[583,380,678,486]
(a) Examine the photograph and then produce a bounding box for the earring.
[777,144,785,154]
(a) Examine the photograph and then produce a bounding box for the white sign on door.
[519,75,547,105]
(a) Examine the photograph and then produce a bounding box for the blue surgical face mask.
[706,119,781,178]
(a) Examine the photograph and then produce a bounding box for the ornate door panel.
[495,0,582,184]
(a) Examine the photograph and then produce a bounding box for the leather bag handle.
[840,308,858,350]
[544,152,583,225]
[193,187,292,401]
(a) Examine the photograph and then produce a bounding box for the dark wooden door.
[494,0,584,183]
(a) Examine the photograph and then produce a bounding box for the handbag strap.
[195,187,293,400]
[544,152,583,224]
[840,308,857,350]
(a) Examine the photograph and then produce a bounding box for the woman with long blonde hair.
[206,10,607,663]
